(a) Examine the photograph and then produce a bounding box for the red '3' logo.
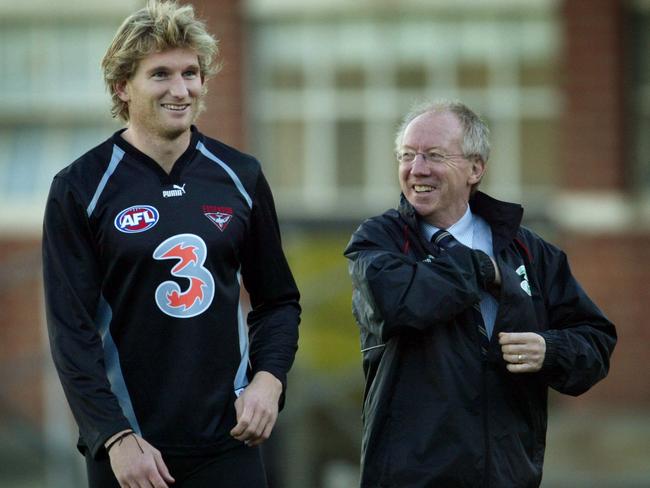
[161,244,204,309]
[152,234,215,318]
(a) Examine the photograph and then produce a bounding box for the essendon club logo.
[203,205,233,232]
[114,205,159,233]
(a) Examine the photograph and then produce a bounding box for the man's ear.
[468,158,486,186]
[115,80,130,102]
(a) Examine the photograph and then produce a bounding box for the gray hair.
[394,99,491,163]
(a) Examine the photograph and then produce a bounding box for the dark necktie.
[432,229,489,357]
[432,230,459,249]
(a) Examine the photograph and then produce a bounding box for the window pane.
[336,120,365,188]
[636,116,650,186]
[1,126,45,196]
[336,67,365,89]
[396,65,427,90]
[269,66,304,89]
[633,13,650,85]
[519,59,558,87]
[457,63,489,89]
[520,118,559,188]
[632,10,650,190]
[259,120,305,187]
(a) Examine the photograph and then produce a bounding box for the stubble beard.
[158,102,200,141]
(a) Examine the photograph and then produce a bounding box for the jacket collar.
[397,191,524,253]
[398,193,420,234]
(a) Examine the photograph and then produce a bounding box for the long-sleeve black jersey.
[43,126,300,458]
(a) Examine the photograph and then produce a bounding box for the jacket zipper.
[482,359,491,487]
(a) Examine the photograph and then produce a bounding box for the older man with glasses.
[344,99,616,488]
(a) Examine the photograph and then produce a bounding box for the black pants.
[85,445,268,488]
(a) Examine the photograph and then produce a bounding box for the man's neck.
[121,127,191,174]
[420,204,472,242]
[425,202,470,230]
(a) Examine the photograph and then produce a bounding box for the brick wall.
[558,233,650,405]
[562,0,627,191]
[559,0,648,406]
[0,240,44,425]
[189,0,247,151]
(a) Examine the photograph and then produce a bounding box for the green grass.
[284,232,361,372]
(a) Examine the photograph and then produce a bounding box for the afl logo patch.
[115,205,159,233]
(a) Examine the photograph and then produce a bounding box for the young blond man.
[43,2,300,486]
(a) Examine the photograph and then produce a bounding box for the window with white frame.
[0,5,135,232]
[246,2,561,221]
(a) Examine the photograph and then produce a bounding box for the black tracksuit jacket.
[344,191,616,488]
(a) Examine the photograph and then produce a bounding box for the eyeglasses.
[396,150,466,164]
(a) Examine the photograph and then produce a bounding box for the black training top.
[43,126,300,458]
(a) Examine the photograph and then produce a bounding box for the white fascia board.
[0,0,140,20]
[245,0,559,18]
[550,191,650,234]
[0,203,46,238]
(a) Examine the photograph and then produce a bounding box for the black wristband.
[105,430,133,453]
[473,250,496,288]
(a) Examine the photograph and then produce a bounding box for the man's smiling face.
[117,47,203,141]
[398,110,484,228]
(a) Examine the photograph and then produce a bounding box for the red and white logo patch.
[115,205,159,233]
[203,205,233,232]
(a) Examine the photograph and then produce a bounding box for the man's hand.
[499,332,546,373]
[230,371,282,447]
[108,433,175,488]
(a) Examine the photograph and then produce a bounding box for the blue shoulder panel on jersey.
[234,270,250,396]
[96,295,142,434]
[196,141,253,209]
[87,145,125,217]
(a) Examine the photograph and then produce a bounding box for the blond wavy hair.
[102,0,220,121]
